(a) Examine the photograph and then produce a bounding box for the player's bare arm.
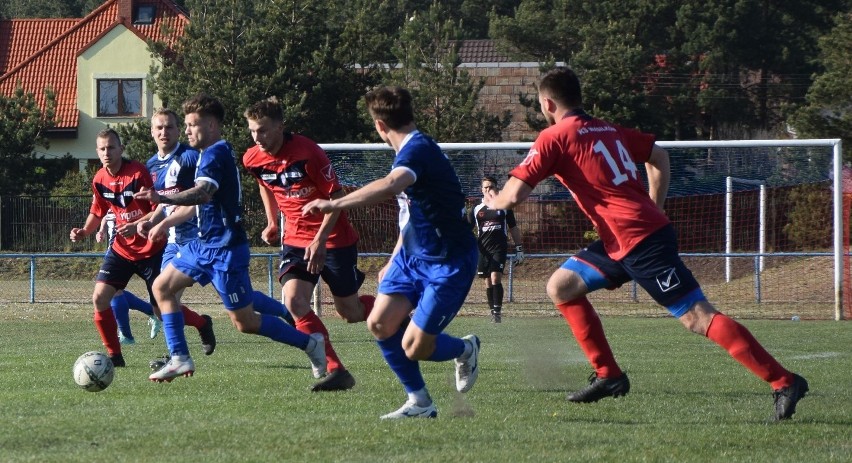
[645,145,670,211]
[70,213,103,242]
[136,180,217,206]
[256,180,280,245]
[147,206,195,243]
[302,168,414,215]
[136,204,169,237]
[491,176,533,210]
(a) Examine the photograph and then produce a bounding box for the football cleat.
[148,316,162,339]
[567,372,630,403]
[149,353,169,372]
[149,355,195,382]
[380,399,438,419]
[311,368,356,392]
[773,373,809,421]
[454,334,480,393]
[118,331,135,345]
[109,353,126,368]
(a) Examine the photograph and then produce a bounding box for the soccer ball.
[72,351,114,392]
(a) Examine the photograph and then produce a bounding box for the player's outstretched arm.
[256,181,281,245]
[491,176,532,210]
[302,168,415,215]
[134,180,216,206]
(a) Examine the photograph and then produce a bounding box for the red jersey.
[242,133,358,248]
[510,110,669,260]
[90,159,164,261]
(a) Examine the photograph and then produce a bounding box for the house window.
[97,79,142,117]
[134,5,156,24]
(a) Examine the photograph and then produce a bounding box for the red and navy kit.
[242,133,358,248]
[510,109,668,261]
[90,158,164,261]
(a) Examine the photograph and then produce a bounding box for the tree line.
[2,0,850,198]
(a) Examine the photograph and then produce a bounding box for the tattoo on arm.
[159,181,217,206]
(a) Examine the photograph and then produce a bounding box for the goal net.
[321,139,846,320]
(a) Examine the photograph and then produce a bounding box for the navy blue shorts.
[97,248,162,302]
[278,243,365,298]
[562,224,706,317]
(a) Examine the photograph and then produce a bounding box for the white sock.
[408,388,431,406]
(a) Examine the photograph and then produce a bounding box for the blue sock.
[377,328,425,393]
[257,314,309,348]
[110,294,133,339]
[427,333,466,362]
[123,290,154,317]
[252,291,295,325]
[162,311,189,356]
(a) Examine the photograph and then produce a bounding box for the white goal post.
[320,139,844,321]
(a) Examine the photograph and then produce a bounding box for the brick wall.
[462,62,541,141]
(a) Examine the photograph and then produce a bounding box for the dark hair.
[482,175,500,189]
[539,67,583,108]
[96,128,122,146]
[182,93,225,123]
[244,96,284,122]
[364,86,414,130]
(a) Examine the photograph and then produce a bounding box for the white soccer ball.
[72,351,115,392]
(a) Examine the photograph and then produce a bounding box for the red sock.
[181,305,206,329]
[93,309,121,356]
[705,313,793,389]
[556,298,622,378]
[359,295,375,321]
[295,311,342,372]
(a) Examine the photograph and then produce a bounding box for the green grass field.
[0,305,849,463]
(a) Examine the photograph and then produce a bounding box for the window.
[134,5,156,24]
[97,79,142,117]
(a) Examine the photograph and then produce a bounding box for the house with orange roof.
[0,0,187,168]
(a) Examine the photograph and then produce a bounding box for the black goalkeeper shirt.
[469,202,517,253]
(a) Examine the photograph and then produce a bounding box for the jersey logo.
[521,148,538,166]
[321,164,335,182]
[656,267,681,292]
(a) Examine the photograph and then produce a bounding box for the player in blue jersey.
[302,86,480,418]
[134,95,325,383]
[138,108,295,371]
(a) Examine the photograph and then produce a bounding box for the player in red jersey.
[69,129,164,367]
[242,97,374,391]
[492,67,808,421]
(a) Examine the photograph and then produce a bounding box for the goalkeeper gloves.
[514,245,525,265]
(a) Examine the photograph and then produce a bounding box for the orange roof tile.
[0,0,187,130]
[0,19,80,72]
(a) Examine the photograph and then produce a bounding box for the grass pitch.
[0,304,849,463]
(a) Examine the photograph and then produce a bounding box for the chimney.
[118,0,133,22]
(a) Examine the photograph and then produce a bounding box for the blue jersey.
[392,131,475,260]
[146,144,200,245]
[193,140,247,247]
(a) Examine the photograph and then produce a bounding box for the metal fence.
[0,251,839,320]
